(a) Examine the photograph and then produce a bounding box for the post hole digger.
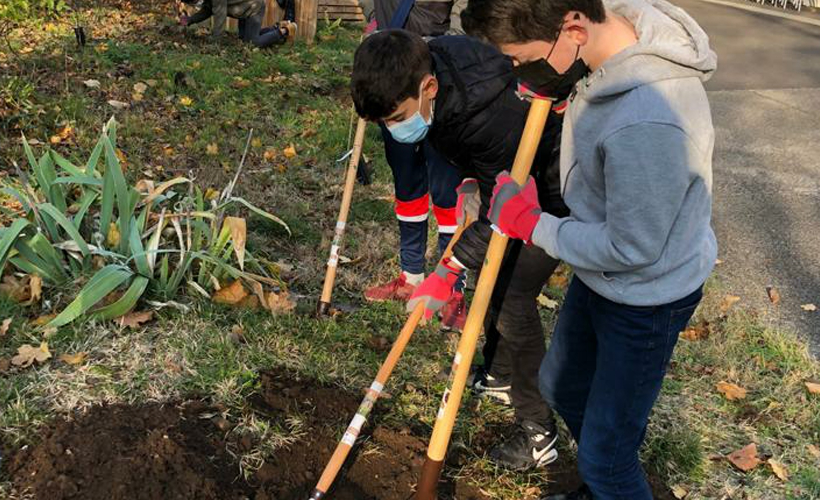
[308,217,471,500]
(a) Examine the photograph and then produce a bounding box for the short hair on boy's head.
[462,0,606,45]
[351,30,433,121]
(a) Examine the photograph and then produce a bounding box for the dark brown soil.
[2,371,490,500]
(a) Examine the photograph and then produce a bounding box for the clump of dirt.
[2,371,490,500]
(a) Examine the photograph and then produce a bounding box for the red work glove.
[487,171,542,244]
[455,178,480,226]
[406,258,463,320]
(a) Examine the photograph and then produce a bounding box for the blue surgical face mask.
[386,80,433,144]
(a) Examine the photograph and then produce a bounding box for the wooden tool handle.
[415,98,553,500]
[317,118,367,315]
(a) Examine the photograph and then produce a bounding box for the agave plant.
[0,117,289,327]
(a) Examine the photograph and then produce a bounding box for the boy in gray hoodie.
[463,0,717,498]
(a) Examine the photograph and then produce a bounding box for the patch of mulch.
[2,371,490,500]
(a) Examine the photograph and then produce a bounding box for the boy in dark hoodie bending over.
[352,30,577,470]
[464,0,717,498]
[179,0,294,48]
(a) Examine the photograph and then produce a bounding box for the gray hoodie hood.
[582,0,717,101]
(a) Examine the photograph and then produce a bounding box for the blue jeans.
[539,277,702,499]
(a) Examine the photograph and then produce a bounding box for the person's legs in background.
[364,125,430,302]
[423,140,466,331]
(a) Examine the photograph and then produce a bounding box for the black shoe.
[488,420,558,470]
[540,484,592,500]
[471,367,512,406]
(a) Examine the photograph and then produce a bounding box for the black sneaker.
[488,420,558,470]
[540,484,592,500]
[471,367,512,406]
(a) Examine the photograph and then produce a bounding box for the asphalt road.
[671,0,820,353]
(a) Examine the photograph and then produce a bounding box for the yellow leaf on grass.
[0,318,11,336]
[263,149,277,161]
[107,222,121,247]
[59,352,87,365]
[117,310,154,329]
[132,92,144,102]
[801,303,817,312]
[11,342,52,368]
[720,294,741,313]
[204,187,220,201]
[179,96,193,106]
[680,321,710,341]
[536,294,558,309]
[32,313,57,326]
[805,381,820,395]
[283,144,297,159]
[224,217,246,270]
[206,143,219,156]
[727,443,761,472]
[251,138,262,148]
[767,458,789,481]
[0,275,29,302]
[716,381,747,400]
[49,124,73,145]
[671,485,688,499]
[133,82,148,94]
[212,280,248,305]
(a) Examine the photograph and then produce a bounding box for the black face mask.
[512,44,590,101]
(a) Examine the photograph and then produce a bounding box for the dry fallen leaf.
[49,124,73,144]
[224,217,246,270]
[283,144,297,159]
[206,143,219,155]
[766,286,781,305]
[805,381,820,395]
[263,149,277,161]
[107,99,130,110]
[548,274,569,290]
[801,303,817,312]
[671,485,688,499]
[0,275,29,302]
[808,444,820,459]
[204,187,220,201]
[59,352,87,365]
[26,275,42,305]
[118,310,154,329]
[265,291,296,315]
[716,381,747,400]
[213,280,248,305]
[0,318,11,336]
[179,96,193,106]
[107,222,121,247]
[32,313,57,327]
[727,443,762,472]
[83,79,101,89]
[251,138,262,148]
[767,458,789,481]
[132,92,144,102]
[680,321,710,341]
[536,293,558,309]
[11,342,52,368]
[0,358,9,372]
[229,324,245,344]
[133,82,148,94]
[720,294,741,313]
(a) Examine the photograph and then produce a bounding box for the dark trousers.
[238,13,285,48]
[381,125,460,274]
[482,241,559,426]
[540,277,702,500]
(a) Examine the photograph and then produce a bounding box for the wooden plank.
[319,0,361,6]
[297,0,319,43]
[319,5,363,13]
[263,0,284,28]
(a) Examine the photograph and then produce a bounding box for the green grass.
[2,4,820,500]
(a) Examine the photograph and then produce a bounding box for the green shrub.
[0,117,289,327]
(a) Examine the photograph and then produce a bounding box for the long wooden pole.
[309,220,471,500]
[415,98,553,499]
[317,117,367,316]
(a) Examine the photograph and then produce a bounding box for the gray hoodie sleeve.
[445,0,468,35]
[211,0,228,37]
[532,122,695,272]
